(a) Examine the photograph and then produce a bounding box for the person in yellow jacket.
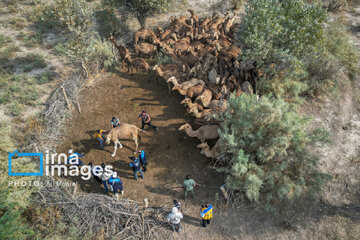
[200,203,213,227]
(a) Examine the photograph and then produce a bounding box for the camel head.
[172,85,180,91]
[196,142,209,149]
[196,94,205,101]
[152,64,159,71]
[196,142,209,154]
[167,76,177,83]
[178,123,190,131]
[180,98,191,105]
[106,132,112,144]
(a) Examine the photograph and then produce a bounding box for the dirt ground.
[58,69,236,239]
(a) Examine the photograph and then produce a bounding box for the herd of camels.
[107,10,261,159]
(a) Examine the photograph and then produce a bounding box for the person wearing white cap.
[166,204,183,233]
[108,171,124,196]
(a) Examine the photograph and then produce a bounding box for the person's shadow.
[182,213,201,227]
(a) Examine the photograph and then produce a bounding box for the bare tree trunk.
[137,13,147,29]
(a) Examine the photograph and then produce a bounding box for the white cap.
[112,172,117,178]
[68,149,74,154]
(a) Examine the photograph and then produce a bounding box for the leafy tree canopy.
[216,94,332,212]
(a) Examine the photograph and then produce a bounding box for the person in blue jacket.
[108,172,124,196]
[129,156,144,180]
[138,149,148,172]
[68,149,84,166]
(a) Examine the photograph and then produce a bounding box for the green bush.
[0,73,41,107]
[0,34,12,48]
[109,0,172,27]
[239,0,327,99]
[33,0,93,35]
[6,101,23,116]
[2,54,47,73]
[0,184,34,240]
[85,35,115,70]
[323,21,359,79]
[216,94,332,212]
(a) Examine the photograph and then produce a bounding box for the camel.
[178,123,219,142]
[108,36,130,67]
[167,76,204,90]
[196,141,220,158]
[180,97,203,111]
[195,89,212,107]
[188,107,217,120]
[172,84,204,98]
[208,99,228,112]
[106,123,145,157]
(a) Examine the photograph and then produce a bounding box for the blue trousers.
[97,137,104,150]
[133,170,144,180]
[141,121,157,130]
[102,180,108,192]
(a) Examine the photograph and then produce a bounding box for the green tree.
[216,94,331,212]
[107,0,172,27]
[239,0,327,99]
[0,185,34,240]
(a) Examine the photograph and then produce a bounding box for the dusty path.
[58,69,233,239]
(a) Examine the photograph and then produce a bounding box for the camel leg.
[117,140,123,149]
[111,140,122,157]
[133,135,139,152]
[111,142,117,157]
[167,82,171,95]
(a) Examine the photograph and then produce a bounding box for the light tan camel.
[178,123,219,142]
[106,123,145,157]
[196,141,220,158]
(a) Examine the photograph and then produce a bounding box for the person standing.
[138,110,158,130]
[183,174,196,200]
[94,129,106,150]
[167,202,183,233]
[129,157,144,180]
[138,149,148,172]
[88,162,102,184]
[200,203,213,227]
[110,116,120,128]
[108,172,124,196]
[68,149,85,166]
[100,163,111,192]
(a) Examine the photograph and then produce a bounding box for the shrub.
[0,184,34,240]
[0,74,41,107]
[2,54,47,73]
[33,0,93,36]
[109,0,172,27]
[323,21,360,79]
[0,34,12,48]
[85,35,115,70]
[216,94,332,212]
[153,48,172,65]
[239,0,327,99]
[6,101,23,116]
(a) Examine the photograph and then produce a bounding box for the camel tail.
[137,128,147,134]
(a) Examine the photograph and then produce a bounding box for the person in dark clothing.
[138,149,147,172]
[108,172,124,195]
[137,110,158,130]
[129,156,144,180]
[110,117,120,128]
[89,162,102,184]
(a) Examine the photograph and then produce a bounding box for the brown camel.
[106,123,145,157]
